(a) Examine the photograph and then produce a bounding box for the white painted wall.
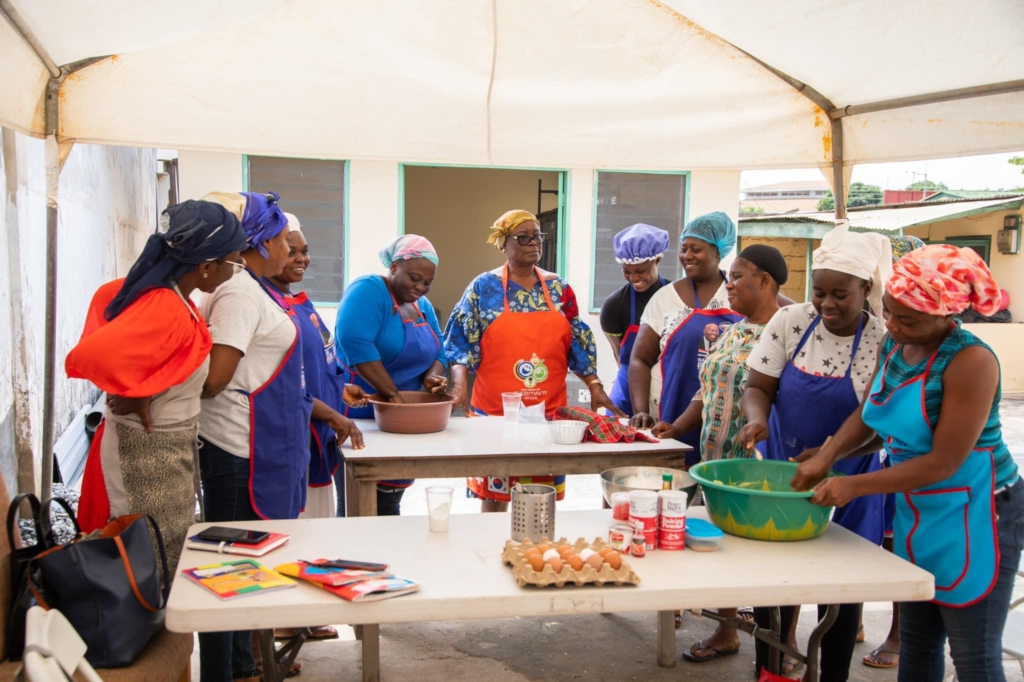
[178,150,243,201]
[0,127,157,494]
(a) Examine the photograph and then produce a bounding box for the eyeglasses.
[511,233,547,246]
[221,258,247,274]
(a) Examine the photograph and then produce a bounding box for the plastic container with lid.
[684,518,725,552]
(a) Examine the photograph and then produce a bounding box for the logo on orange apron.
[514,353,549,388]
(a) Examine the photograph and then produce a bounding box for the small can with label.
[658,489,687,550]
[629,490,659,518]
[609,523,633,555]
[631,533,647,558]
[611,492,631,521]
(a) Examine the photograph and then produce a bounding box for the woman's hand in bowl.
[423,375,448,395]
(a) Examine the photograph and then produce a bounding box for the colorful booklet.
[185,532,290,557]
[183,559,296,600]
[275,560,392,587]
[276,560,419,602]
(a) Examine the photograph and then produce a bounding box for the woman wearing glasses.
[195,191,361,682]
[445,209,621,512]
[66,199,247,577]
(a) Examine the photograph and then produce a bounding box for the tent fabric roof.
[738,196,1024,233]
[2,0,1023,170]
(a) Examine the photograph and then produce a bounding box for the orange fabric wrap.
[65,279,212,398]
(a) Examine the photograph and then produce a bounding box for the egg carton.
[501,536,641,588]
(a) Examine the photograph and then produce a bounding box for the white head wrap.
[812,221,892,317]
[283,212,301,232]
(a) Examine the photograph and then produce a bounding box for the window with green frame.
[247,155,347,304]
[925,235,992,264]
[591,171,688,309]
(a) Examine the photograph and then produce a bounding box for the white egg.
[579,548,595,561]
[542,549,560,562]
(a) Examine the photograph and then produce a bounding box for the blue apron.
[658,277,741,468]
[343,284,441,487]
[248,274,314,519]
[288,292,345,487]
[765,315,884,544]
[862,341,999,607]
[609,278,668,416]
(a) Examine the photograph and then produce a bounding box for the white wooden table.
[166,509,934,682]
[342,417,690,516]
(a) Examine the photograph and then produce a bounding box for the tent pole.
[0,0,61,78]
[40,77,61,503]
[832,79,1024,119]
[831,119,846,220]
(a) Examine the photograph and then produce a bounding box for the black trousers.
[753,603,861,682]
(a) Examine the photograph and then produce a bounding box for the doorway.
[401,165,566,327]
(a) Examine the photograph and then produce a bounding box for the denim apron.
[248,273,314,519]
[764,315,884,544]
[608,278,668,416]
[862,341,999,607]
[287,291,345,487]
[658,277,741,468]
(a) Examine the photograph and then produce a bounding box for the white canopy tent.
[2,0,1023,497]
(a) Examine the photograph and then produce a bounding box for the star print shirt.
[746,302,885,396]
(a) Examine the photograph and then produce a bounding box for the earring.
[203,273,208,278]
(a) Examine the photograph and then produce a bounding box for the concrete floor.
[188,397,1024,681]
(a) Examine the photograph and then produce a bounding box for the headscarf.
[613,223,669,264]
[487,209,538,251]
[379,234,439,268]
[738,244,789,285]
[888,235,926,264]
[812,221,892,318]
[202,191,289,258]
[104,200,246,320]
[887,244,1001,317]
[680,211,736,260]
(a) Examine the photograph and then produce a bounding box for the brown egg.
[527,554,545,572]
[605,552,622,570]
[567,554,584,571]
[585,555,604,571]
[524,548,541,560]
[546,556,564,573]
[537,543,552,554]
[598,547,615,558]
[558,546,576,559]
[557,544,573,554]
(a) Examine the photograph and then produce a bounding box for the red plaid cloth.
[551,406,658,443]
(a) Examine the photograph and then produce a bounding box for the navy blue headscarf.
[104,200,247,320]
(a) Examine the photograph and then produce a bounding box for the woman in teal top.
[792,244,1023,682]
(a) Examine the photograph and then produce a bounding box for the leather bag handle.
[116,515,171,611]
[39,496,82,548]
[7,493,42,550]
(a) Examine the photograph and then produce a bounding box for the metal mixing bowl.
[600,466,698,508]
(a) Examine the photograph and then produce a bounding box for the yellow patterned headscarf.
[487,209,538,251]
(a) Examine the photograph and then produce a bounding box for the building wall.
[0,127,157,494]
[737,237,821,303]
[402,166,560,324]
[176,154,741,405]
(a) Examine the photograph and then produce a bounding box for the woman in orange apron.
[445,210,621,512]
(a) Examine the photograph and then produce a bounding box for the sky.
[740,152,1024,192]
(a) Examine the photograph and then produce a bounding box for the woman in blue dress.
[793,244,1023,682]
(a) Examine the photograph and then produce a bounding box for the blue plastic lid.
[686,518,724,538]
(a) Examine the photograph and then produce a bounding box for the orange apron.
[468,265,572,502]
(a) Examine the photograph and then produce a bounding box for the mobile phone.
[316,559,390,572]
[197,526,270,545]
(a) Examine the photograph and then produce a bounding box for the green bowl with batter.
[688,459,839,542]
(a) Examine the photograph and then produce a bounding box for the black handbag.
[28,499,170,668]
[5,493,48,661]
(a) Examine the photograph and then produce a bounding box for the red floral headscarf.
[887,244,1001,317]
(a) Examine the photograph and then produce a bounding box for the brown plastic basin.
[368,391,457,434]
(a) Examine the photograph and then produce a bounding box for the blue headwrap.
[239,191,289,258]
[613,223,669,264]
[680,211,736,259]
[105,200,247,320]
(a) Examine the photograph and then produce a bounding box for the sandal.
[275,626,338,641]
[737,607,755,622]
[782,655,802,676]
[863,645,899,669]
[682,640,740,663]
[254,662,302,679]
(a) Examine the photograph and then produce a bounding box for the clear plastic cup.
[502,392,523,423]
[426,486,454,533]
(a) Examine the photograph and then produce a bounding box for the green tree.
[817,182,884,211]
[905,180,948,191]
[740,206,766,215]
[1010,156,1024,174]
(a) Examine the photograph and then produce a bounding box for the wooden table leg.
[362,623,381,682]
[357,479,378,517]
[346,460,359,518]
[257,629,282,682]
[657,610,676,667]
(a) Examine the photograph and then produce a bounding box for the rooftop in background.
[742,180,831,192]
[741,180,831,215]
